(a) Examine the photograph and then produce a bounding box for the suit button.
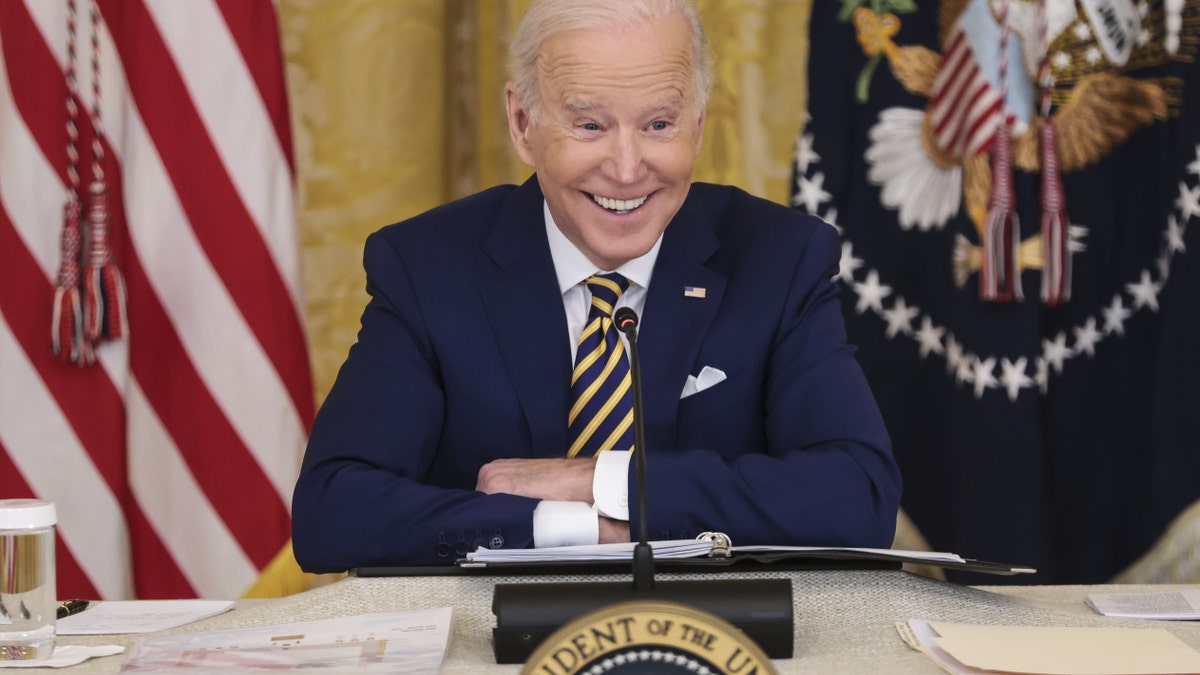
[472,538,488,551]
[454,539,470,556]
[489,535,505,549]
[435,541,451,558]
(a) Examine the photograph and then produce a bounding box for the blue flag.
[795,0,1200,583]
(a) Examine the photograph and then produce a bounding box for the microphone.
[490,309,793,664]
[613,307,653,592]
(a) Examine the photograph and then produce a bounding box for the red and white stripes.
[0,0,312,599]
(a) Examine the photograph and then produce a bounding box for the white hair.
[509,0,713,120]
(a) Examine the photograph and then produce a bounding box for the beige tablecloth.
[10,571,1200,673]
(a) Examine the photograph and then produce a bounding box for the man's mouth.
[590,193,648,215]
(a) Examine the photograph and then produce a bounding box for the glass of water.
[0,499,56,661]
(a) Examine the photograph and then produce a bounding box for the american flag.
[930,26,1002,159]
[0,0,313,599]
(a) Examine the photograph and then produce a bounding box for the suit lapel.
[639,190,726,453]
[480,177,573,458]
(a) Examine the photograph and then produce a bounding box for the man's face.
[506,12,706,271]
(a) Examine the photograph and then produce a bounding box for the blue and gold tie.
[567,273,634,457]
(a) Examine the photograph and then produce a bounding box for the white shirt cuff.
[593,450,632,521]
[532,501,599,548]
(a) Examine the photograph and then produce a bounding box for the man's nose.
[604,131,646,183]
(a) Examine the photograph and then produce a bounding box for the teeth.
[592,194,647,213]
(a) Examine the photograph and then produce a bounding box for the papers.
[0,645,123,669]
[898,619,1200,675]
[118,608,451,673]
[1086,589,1200,620]
[57,600,234,635]
[462,537,1035,575]
[466,539,709,563]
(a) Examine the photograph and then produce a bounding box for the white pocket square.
[680,366,727,399]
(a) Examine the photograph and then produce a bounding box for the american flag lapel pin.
[683,286,706,299]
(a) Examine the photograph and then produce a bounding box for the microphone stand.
[616,307,654,593]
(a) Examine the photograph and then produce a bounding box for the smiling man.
[292,0,901,571]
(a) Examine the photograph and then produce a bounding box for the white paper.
[57,600,234,635]
[1086,589,1200,620]
[0,645,123,668]
[466,539,710,563]
[117,608,451,673]
[733,544,967,565]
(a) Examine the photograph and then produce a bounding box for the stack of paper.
[898,619,1200,674]
[1086,589,1200,620]
[466,538,710,563]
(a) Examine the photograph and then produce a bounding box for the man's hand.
[476,457,597,502]
[598,516,630,544]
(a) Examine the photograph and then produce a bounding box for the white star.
[1186,145,1200,177]
[1126,270,1162,311]
[1042,333,1074,374]
[956,352,977,387]
[822,206,842,234]
[945,335,964,375]
[835,241,863,283]
[972,357,998,398]
[794,132,821,174]
[1072,317,1102,357]
[1137,1,1150,18]
[914,316,945,359]
[853,270,892,314]
[1177,181,1200,222]
[1136,27,1152,46]
[1085,46,1103,65]
[882,297,919,338]
[792,171,832,214]
[1102,296,1132,336]
[1165,214,1187,253]
[1000,357,1033,401]
[1073,22,1092,40]
[1035,357,1050,394]
[1051,50,1070,69]
[1157,252,1172,282]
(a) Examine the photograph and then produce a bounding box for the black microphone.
[613,307,654,592]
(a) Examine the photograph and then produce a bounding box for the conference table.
[19,569,1200,673]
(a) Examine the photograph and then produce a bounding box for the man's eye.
[650,120,670,131]
[581,122,601,131]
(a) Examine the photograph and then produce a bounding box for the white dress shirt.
[532,201,660,547]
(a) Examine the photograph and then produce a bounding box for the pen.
[56,599,90,620]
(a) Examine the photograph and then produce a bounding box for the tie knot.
[585,273,629,318]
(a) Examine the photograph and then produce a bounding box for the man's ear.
[692,108,707,157]
[505,83,536,167]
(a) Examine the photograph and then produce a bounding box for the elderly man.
[292,0,901,571]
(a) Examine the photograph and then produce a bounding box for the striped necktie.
[567,273,634,457]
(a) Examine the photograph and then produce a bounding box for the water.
[0,529,55,660]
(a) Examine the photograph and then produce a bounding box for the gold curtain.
[279,0,813,406]
[254,0,812,597]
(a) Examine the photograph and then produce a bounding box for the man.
[292,0,901,572]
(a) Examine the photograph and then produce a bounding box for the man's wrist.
[532,501,599,547]
[593,450,632,521]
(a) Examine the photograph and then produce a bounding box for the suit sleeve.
[291,231,538,572]
[637,222,902,548]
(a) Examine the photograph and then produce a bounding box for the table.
[16,571,1200,673]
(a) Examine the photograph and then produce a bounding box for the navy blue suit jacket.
[292,177,901,571]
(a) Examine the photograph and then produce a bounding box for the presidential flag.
[796,0,1200,582]
[0,1,313,598]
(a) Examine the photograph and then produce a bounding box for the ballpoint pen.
[56,599,90,620]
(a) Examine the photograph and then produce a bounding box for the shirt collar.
[544,200,661,294]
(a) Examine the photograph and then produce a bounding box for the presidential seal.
[520,600,779,675]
